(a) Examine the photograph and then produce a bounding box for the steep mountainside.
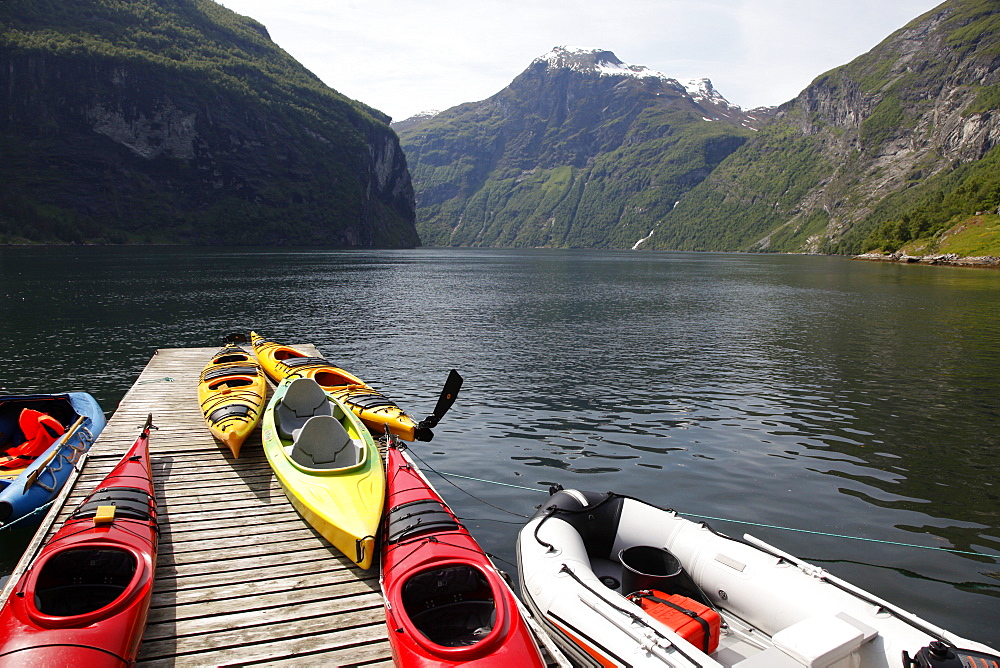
[653,0,1000,253]
[395,47,762,248]
[0,0,418,246]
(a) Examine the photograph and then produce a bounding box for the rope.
[0,499,54,532]
[435,471,1000,560]
[137,377,174,384]
[437,471,547,493]
[680,513,1000,560]
[405,451,529,519]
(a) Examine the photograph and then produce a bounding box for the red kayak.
[0,415,158,667]
[381,440,545,667]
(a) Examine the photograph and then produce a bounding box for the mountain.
[394,47,762,248]
[649,0,1000,254]
[0,0,418,247]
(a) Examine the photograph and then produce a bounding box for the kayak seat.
[289,415,358,469]
[276,378,336,440]
[411,601,496,646]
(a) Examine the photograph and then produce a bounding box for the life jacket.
[0,409,66,469]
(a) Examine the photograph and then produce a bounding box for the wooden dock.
[20,347,394,666]
[2,347,570,667]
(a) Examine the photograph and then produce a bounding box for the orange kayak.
[250,332,429,441]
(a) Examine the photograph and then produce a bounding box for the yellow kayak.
[250,331,428,441]
[261,376,384,569]
[198,343,268,458]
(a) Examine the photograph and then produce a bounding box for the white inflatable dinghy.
[517,489,998,668]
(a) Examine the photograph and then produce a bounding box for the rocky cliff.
[0,0,418,247]
[395,47,759,248]
[653,0,1000,253]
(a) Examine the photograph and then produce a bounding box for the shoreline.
[853,251,1000,269]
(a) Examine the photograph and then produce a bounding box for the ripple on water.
[2,247,998,647]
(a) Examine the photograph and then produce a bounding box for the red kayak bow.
[381,441,544,667]
[0,415,158,667]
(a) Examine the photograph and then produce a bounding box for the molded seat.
[276,378,334,440]
[289,415,358,469]
[770,613,877,668]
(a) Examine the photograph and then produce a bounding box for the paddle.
[22,416,85,491]
[223,332,250,345]
[414,370,464,442]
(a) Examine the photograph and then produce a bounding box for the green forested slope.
[651,0,1000,255]
[857,144,1000,253]
[0,0,417,246]
[398,49,757,248]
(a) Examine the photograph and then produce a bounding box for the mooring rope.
[0,499,55,533]
[137,376,175,384]
[434,470,1000,560]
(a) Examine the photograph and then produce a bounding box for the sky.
[215,0,945,122]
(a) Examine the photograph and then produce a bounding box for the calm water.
[2,246,998,647]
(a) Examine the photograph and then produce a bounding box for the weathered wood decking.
[4,347,570,667]
[34,347,393,666]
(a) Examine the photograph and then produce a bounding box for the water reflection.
[1,246,998,646]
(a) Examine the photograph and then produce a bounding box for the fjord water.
[2,246,998,647]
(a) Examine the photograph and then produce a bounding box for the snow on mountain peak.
[534,47,736,109]
[535,46,666,80]
[680,78,729,106]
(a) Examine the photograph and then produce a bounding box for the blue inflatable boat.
[0,393,107,526]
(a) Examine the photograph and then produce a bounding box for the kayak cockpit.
[275,378,366,471]
[402,565,497,648]
[212,352,251,364]
[313,370,361,388]
[207,377,257,391]
[272,348,307,362]
[275,378,336,438]
[30,547,140,619]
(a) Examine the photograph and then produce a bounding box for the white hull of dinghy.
[517,490,995,668]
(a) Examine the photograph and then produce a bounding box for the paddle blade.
[432,369,463,421]
[414,370,463,440]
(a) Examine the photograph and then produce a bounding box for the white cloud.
[216,0,944,120]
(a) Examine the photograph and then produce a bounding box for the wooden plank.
[145,580,382,628]
[158,516,306,544]
[154,544,345,580]
[150,560,367,601]
[140,620,391,667]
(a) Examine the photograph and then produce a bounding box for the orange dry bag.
[628,590,721,654]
